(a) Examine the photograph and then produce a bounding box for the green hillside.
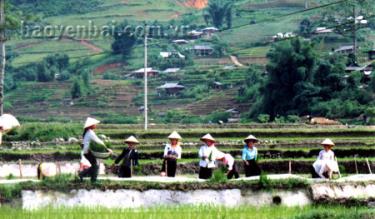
[4,0,375,124]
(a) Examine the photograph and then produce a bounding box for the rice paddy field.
[0,205,373,219]
[1,123,375,175]
[1,123,375,217]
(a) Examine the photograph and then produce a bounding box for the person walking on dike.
[216,152,240,179]
[242,135,261,177]
[161,131,182,177]
[79,117,113,182]
[312,139,339,179]
[198,134,219,179]
[114,136,139,178]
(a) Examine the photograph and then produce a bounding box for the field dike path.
[230,55,245,67]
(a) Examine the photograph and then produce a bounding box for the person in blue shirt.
[242,135,261,177]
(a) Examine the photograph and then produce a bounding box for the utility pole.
[144,24,148,131]
[0,0,5,116]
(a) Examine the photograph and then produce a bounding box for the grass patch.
[3,123,82,141]
[0,205,373,219]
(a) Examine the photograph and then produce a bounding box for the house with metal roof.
[157,83,185,96]
[191,45,214,56]
[131,68,159,78]
[334,45,354,54]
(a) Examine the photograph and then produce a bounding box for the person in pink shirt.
[216,152,240,179]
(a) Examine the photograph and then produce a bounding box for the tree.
[36,62,54,82]
[111,20,137,57]
[299,18,313,38]
[313,54,346,100]
[205,0,233,28]
[45,54,69,71]
[261,38,318,120]
[71,79,82,99]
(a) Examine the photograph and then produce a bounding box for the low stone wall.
[19,181,375,210]
[311,183,375,202]
[21,189,311,210]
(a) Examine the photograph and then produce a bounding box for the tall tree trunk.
[305,0,309,9]
[0,0,5,116]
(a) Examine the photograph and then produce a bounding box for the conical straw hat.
[200,133,215,142]
[0,114,20,131]
[84,117,100,129]
[244,135,258,143]
[321,138,335,146]
[125,136,140,144]
[168,131,182,140]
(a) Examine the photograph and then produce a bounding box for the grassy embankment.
[0,205,374,219]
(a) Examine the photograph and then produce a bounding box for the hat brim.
[201,138,216,142]
[125,140,139,144]
[244,139,258,143]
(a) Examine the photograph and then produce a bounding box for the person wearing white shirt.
[161,131,183,177]
[198,134,219,179]
[79,117,112,182]
[312,139,339,179]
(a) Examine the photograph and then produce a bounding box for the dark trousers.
[310,165,328,178]
[79,151,99,182]
[227,163,240,179]
[161,159,177,177]
[244,160,261,177]
[118,165,132,178]
[310,166,320,178]
[199,167,213,179]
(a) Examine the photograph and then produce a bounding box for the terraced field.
[1,124,375,176]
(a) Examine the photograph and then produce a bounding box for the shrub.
[286,115,300,123]
[99,114,138,124]
[209,168,228,183]
[103,72,121,80]
[258,172,271,189]
[0,184,22,200]
[257,114,270,123]
[159,110,201,124]
[206,111,230,123]
[6,174,15,180]
[41,174,75,191]
[56,70,70,81]
[71,79,83,99]
[182,85,210,100]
